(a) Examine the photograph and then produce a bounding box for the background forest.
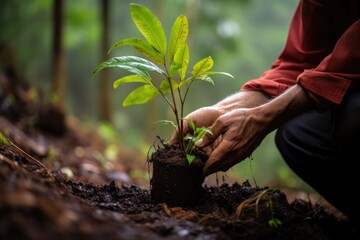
[1,0,312,192]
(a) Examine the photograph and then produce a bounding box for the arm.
[298,19,360,110]
[199,84,314,176]
[243,1,360,110]
[170,0,330,146]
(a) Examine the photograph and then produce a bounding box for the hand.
[198,85,314,177]
[197,108,269,177]
[169,106,225,145]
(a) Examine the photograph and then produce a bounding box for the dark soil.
[0,142,354,239]
[149,143,207,207]
[0,59,357,240]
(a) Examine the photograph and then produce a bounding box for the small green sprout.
[184,119,212,164]
[0,132,10,146]
[266,198,283,228]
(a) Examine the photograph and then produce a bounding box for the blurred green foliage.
[1,0,314,191]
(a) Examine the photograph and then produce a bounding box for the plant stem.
[164,63,184,150]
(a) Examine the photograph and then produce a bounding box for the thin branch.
[8,140,55,181]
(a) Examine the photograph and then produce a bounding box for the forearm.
[214,90,270,112]
[256,84,314,132]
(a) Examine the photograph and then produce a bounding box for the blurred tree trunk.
[52,0,66,111]
[99,0,111,122]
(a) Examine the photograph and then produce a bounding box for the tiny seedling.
[184,119,212,164]
[266,198,283,228]
[92,3,233,164]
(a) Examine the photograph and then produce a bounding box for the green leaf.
[183,75,214,86]
[0,132,9,145]
[193,75,214,84]
[171,44,189,80]
[93,56,164,78]
[130,4,167,57]
[192,56,214,76]
[184,118,196,132]
[195,127,212,142]
[205,71,234,79]
[268,218,282,228]
[113,75,149,89]
[186,154,196,165]
[152,120,177,129]
[108,38,164,65]
[188,71,234,85]
[168,15,188,63]
[123,85,160,106]
[160,79,178,94]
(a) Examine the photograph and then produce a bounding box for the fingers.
[169,106,222,145]
[202,141,232,177]
[196,118,223,148]
[202,137,249,177]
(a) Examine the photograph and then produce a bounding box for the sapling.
[93,3,233,164]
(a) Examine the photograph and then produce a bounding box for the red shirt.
[241,0,360,110]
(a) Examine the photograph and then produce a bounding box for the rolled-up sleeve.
[241,0,360,109]
[298,20,360,106]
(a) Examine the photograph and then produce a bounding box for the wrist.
[256,85,314,130]
[214,90,269,111]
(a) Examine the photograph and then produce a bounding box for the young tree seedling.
[93,3,233,164]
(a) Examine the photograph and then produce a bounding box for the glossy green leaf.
[113,75,149,89]
[153,120,177,129]
[160,79,178,94]
[123,85,160,106]
[182,75,214,86]
[172,44,189,80]
[205,71,234,79]
[196,127,212,141]
[184,118,196,132]
[130,4,167,57]
[93,56,164,78]
[168,15,188,63]
[108,38,164,65]
[186,154,196,165]
[192,56,213,76]
[193,75,214,84]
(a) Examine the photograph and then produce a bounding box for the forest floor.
[0,71,357,240]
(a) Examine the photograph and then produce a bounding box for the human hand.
[169,106,225,145]
[196,108,269,177]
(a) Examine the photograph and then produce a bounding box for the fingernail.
[196,138,203,147]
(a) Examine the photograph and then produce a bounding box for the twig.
[8,140,55,181]
[235,189,271,218]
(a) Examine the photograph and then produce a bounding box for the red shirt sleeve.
[241,0,360,109]
[298,20,360,106]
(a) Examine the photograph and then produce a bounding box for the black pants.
[275,90,360,225]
